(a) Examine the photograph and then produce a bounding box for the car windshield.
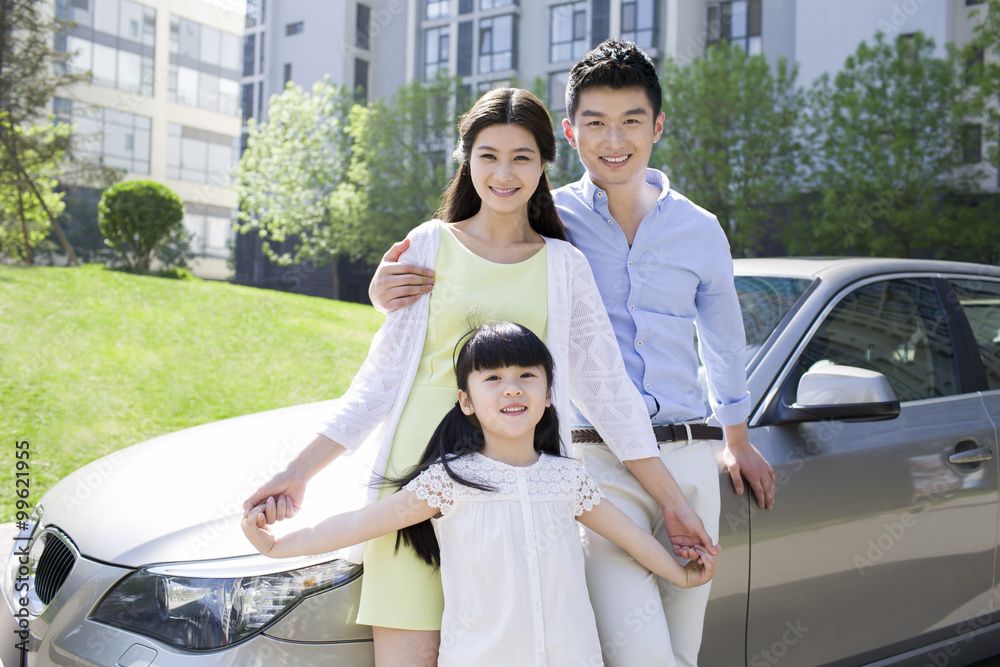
[697,275,814,370]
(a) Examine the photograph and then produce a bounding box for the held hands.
[242,504,277,556]
[662,501,721,561]
[368,238,435,313]
[241,470,307,524]
[678,546,717,588]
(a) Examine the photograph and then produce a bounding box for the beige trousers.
[577,438,721,667]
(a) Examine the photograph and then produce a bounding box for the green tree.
[655,42,804,256]
[330,72,460,264]
[967,0,1000,171]
[234,78,355,299]
[797,31,988,259]
[98,180,185,273]
[0,112,69,261]
[0,0,89,264]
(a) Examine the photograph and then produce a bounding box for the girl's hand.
[241,504,277,556]
[682,547,717,588]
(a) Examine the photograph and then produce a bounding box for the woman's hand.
[242,471,308,523]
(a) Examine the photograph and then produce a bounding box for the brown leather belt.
[572,423,723,445]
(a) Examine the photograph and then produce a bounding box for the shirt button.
[637,341,643,347]
[645,383,651,389]
[629,305,635,310]
[628,261,633,267]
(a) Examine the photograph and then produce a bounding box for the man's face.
[563,86,664,191]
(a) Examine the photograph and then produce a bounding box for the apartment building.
[53,0,244,279]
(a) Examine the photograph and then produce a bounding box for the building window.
[245,0,260,27]
[459,0,474,13]
[257,81,264,119]
[426,0,448,20]
[961,124,982,164]
[183,203,235,259]
[425,26,450,78]
[242,34,255,77]
[480,0,516,9]
[550,2,586,63]
[357,4,371,49]
[966,0,985,5]
[707,0,761,55]
[479,14,516,74]
[259,31,265,73]
[355,59,369,102]
[591,0,609,46]
[54,98,151,174]
[167,123,237,185]
[965,47,984,85]
[241,83,253,125]
[548,70,569,111]
[622,0,656,49]
[457,20,473,76]
[168,15,241,113]
[286,21,304,36]
[56,0,156,96]
[283,63,292,86]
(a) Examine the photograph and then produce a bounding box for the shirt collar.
[580,168,673,210]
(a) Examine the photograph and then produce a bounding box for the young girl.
[243,321,716,667]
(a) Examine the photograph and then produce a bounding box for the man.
[371,39,775,667]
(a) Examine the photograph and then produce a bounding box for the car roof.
[733,257,1000,283]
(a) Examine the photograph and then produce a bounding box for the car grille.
[35,531,76,605]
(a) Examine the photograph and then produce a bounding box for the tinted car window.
[736,276,813,355]
[798,278,959,402]
[950,278,1000,391]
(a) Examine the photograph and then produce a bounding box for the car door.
[949,276,1000,609]
[746,275,999,666]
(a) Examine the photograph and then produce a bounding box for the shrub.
[98,180,186,273]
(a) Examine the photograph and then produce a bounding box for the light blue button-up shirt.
[552,168,751,428]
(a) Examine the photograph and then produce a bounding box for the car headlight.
[91,555,361,651]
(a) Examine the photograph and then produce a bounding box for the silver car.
[5,257,1000,666]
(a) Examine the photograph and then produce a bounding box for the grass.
[0,264,383,522]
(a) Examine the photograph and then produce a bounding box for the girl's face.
[458,364,551,445]
[468,123,544,218]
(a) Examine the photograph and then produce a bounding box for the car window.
[736,276,814,360]
[949,278,1000,391]
[797,278,959,402]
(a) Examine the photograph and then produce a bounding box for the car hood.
[37,400,375,568]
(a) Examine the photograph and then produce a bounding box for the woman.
[243,88,671,666]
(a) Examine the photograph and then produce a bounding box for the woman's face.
[468,123,544,218]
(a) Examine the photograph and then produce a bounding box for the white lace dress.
[405,451,607,667]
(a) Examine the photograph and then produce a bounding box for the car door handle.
[948,447,993,465]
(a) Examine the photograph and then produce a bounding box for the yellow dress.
[356,223,548,630]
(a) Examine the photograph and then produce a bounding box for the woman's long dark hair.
[435,88,567,242]
[386,321,562,567]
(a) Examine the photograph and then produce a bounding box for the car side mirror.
[761,364,903,425]
[788,365,900,422]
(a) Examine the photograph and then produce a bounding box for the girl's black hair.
[385,321,561,567]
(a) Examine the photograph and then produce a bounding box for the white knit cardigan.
[318,220,658,561]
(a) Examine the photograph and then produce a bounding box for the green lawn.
[0,264,382,521]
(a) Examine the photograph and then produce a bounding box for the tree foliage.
[234,78,355,297]
[330,72,460,264]
[0,112,68,261]
[0,0,90,264]
[795,31,989,259]
[655,42,805,256]
[98,180,185,273]
[967,0,1000,171]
